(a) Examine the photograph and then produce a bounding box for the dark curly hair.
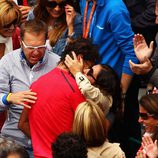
[52,132,87,158]
[60,37,99,64]
[96,64,122,113]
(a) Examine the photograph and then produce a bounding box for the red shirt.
[28,68,85,158]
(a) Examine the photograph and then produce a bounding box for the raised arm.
[133,34,154,63]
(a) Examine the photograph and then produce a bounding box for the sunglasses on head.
[139,112,155,120]
[3,19,17,29]
[46,1,66,9]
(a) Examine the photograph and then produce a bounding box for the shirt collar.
[20,49,48,67]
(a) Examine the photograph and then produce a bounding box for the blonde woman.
[0,0,22,59]
[73,99,125,158]
[0,0,21,131]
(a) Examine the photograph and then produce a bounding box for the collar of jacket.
[95,0,105,6]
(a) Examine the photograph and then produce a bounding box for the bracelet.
[6,93,12,103]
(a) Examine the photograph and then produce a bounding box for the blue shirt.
[80,0,138,77]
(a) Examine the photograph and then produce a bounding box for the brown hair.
[0,0,21,28]
[33,0,67,46]
[139,94,158,116]
[20,20,48,40]
[72,99,107,147]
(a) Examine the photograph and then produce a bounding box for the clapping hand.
[129,57,153,75]
[142,136,158,158]
[133,34,154,63]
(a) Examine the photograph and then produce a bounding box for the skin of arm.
[18,108,31,138]
[121,73,133,94]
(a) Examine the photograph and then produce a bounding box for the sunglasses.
[139,112,155,120]
[3,19,17,29]
[87,68,97,82]
[22,41,47,51]
[46,1,66,9]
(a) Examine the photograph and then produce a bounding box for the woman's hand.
[142,136,158,158]
[64,51,83,76]
[65,5,76,35]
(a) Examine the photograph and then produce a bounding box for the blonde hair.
[0,0,21,28]
[34,0,67,46]
[72,99,107,147]
[49,22,67,46]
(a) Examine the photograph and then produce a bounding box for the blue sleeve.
[109,11,138,75]
[27,9,35,21]
[52,13,83,56]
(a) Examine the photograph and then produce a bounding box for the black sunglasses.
[87,68,97,82]
[3,19,17,29]
[46,1,66,9]
[139,112,154,120]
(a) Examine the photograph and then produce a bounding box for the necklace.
[83,0,96,39]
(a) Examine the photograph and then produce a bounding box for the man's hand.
[8,90,37,109]
[64,51,83,76]
[129,57,153,75]
[133,34,154,63]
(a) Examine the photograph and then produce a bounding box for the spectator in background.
[13,0,35,23]
[0,0,22,58]
[123,0,158,47]
[79,1,138,157]
[27,0,82,56]
[0,0,22,132]
[0,138,30,158]
[0,20,60,157]
[135,94,158,158]
[52,132,87,158]
[72,99,126,158]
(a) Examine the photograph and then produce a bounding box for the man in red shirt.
[19,38,99,158]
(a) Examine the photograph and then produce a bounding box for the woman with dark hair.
[64,51,122,115]
[27,0,82,55]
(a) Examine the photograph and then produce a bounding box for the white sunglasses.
[22,41,47,50]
